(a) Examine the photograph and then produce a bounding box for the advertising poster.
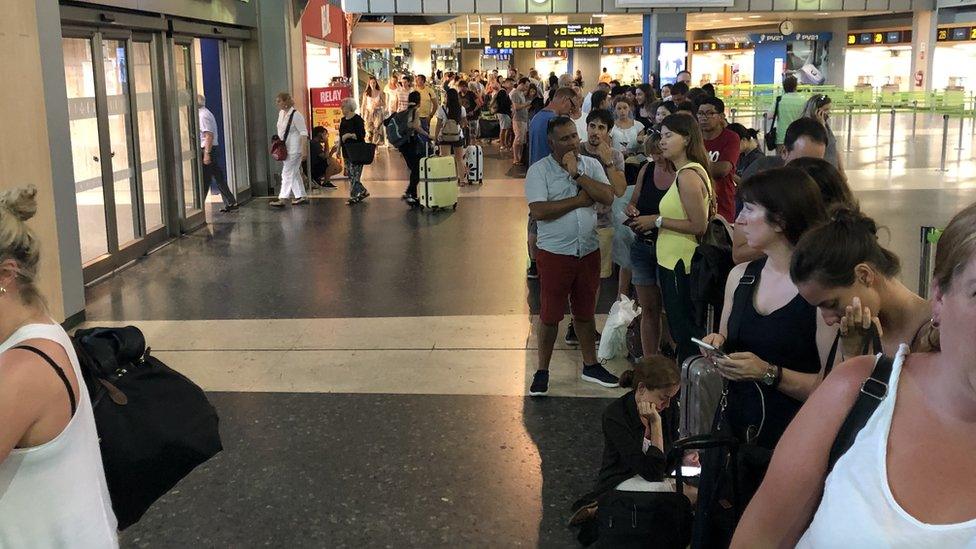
[658,41,688,85]
[310,85,351,152]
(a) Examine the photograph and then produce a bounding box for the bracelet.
[655,216,664,229]
[772,365,783,389]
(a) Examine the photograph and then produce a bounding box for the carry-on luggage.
[419,147,459,210]
[464,144,484,184]
[679,354,724,439]
[71,326,223,530]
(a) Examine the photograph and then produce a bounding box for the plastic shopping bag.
[598,295,642,363]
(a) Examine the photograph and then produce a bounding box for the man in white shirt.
[198,95,238,212]
[524,115,618,396]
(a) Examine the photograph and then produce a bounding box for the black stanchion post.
[845,106,854,153]
[888,108,896,162]
[919,226,936,298]
[939,114,950,172]
[912,100,918,138]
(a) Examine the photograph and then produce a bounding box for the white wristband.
[655,216,664,229]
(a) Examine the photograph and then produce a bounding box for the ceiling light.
[730,16,744,20]
[817,12,830,15]
[592,13,607,17]
[748,15,762,18]
[485,16,502,21]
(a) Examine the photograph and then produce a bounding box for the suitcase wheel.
[452,203,458,210]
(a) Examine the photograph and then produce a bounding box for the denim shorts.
[630,239,659,286]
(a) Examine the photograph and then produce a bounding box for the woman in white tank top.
[0,185,118,547]
[731,202,976,547]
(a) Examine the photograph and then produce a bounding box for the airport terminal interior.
[3,0,976,547]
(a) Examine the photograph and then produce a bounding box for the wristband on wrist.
[655,216,664,229]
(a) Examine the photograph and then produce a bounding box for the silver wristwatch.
[761,364,778,386]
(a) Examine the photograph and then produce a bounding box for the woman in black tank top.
[698,168,835,451]
[624,136,674,358]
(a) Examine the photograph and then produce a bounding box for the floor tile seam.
[196,388,617,399]
[150,347,579,352]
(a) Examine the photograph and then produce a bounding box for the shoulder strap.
[13,345,77,417]
[771,96,782,126]
[282,109,297,140]
[826,354,895,473]
[824,324,883,377]
[726,259,765,346]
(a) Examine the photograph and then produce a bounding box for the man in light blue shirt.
[524,116,618,397]
[528,87,578,167]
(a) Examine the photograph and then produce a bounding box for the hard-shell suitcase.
[679,354,725,439]
[419,152,459,210]
[463,145,484,185]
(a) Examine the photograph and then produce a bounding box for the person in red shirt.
[697,97,738,221]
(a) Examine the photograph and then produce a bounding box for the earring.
[0,286,6,295]
[931,317,940,328]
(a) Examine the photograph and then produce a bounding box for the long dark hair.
[444,88,463,123]
[590,90,609,112]
[786,157,856,209]
[637,83,656,111]
[660,113,710,172]
[738,167,827,246]
[791,207,900,288]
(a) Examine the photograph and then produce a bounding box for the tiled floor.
[83,123,976,547]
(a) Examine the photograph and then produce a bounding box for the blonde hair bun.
[0,185,38,222]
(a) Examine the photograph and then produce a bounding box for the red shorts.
[537,249,601,325]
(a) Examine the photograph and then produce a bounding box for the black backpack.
[72,327,223,530]
[690,216,735,332]
[384,110,414,149]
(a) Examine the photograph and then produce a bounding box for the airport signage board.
[490,24,605,49]
[692,41,754,52]
[751,32,833,43]
[846,30,912,46]
[602,46,643,55]
[936,26,976,41]
[490,25,549,49]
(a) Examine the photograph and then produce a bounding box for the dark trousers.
[659,259,704,364]
[201,146,236,207]
[402,143,423,197]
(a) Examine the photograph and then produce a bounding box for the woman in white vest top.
[0,185,118,547]
[733,202,976,547]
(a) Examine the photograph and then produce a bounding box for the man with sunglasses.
[698,96,738,221]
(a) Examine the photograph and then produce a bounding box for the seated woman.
[732,202,976,547]
[0,185,118,546]
[791,207,938,357]
[700,168,834,451]
[570,356,686,535]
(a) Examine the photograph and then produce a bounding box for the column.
[411,41,432,77]
[911,8,938,92]
[1,1,85,323]
[642,13,688,86]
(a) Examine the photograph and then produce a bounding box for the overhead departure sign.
[550,35,602,49]
[490,25,549,49]
[846,30,911,46]
[550,24,604,37]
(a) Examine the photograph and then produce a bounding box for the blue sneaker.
[582,363,619,388]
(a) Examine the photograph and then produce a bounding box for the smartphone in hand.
[691,337,729,360]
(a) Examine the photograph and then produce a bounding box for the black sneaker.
[322,182,338,189]
[529,370,549,396]
[526,262,539,280]
[582,363,619,388]
[565,321,579,345]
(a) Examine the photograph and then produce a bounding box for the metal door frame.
[168,36,206,232]
[223,39,252,201]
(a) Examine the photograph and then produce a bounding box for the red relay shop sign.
[310,86,351,149]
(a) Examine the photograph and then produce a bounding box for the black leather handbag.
[73,327,223,530]
[344,141,377,166]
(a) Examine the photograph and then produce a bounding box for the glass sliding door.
[61,29,169,282]
[102,39,139,248]
[63,36,109,264]
[225,42,250,197]
[132,39,165,232]
[172,41,204,226]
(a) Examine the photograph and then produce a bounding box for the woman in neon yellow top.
[631,112,712,362]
